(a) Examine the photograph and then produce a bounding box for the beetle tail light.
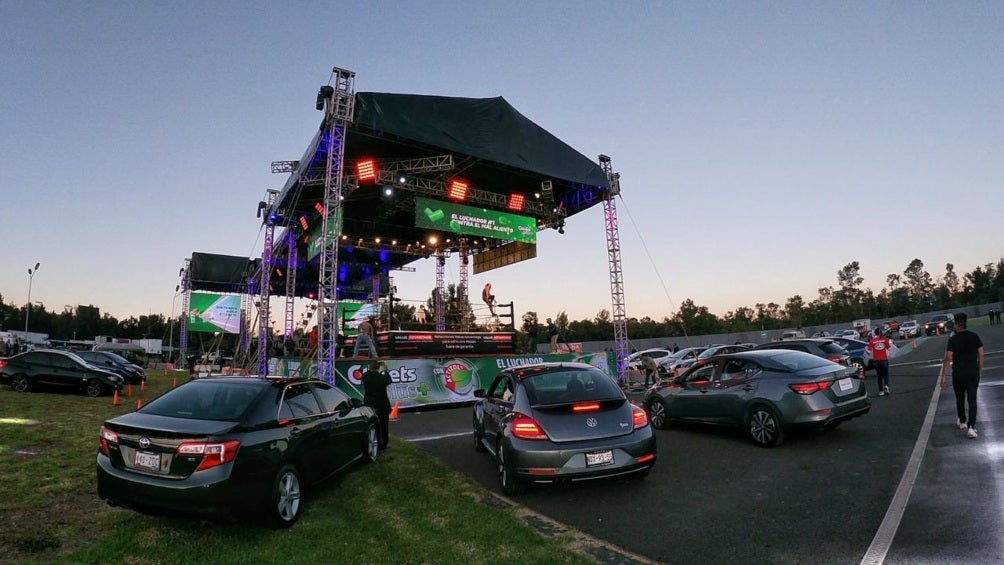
[511,414,548,440]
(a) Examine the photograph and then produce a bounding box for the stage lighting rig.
[315,85,334,111]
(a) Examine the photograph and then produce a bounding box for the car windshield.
[697,347,721,360]
[143,381,265,421]
[771,352,834,371]
[522,367,622,405]
[819,342,846,354]
[100,352,130,364]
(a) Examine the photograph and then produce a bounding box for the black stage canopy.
[264,92,610,300]
[188,252,261,294]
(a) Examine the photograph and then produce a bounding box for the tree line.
[2,257,1001,349]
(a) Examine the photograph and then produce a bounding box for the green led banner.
[306,208,343,261]
[188,293,242,334]
[415,197,536,243]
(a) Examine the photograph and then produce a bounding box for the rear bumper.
[788,396,871,430]
[507,430,657,484]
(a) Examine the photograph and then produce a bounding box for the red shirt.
[867,335,892,361]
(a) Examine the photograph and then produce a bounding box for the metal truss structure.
[374,169,554,220]
[283,230,298,338]
[258,189,279,375]
[316,67,355,382]
[435,250,447,331]
[458,238,470,331]
[599,155,629,384]
[179,259,191,368]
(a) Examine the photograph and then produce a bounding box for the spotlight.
[256,200,267,218]
[267,211,281,225]
[382,186,395,198]
[448,179,469,201]
[397,173,408,184]
[356,159,377,182]
[507,193,525,211]
[540,180,554,205]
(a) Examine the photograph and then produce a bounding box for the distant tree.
[903,259,935,310]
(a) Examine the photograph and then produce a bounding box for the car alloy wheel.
[271,464,302,528]
[85,380,104,398]
[497,444,526,496]
[472,418,486,453]
[850,360,865,376]
[748,405,785,448]
[647,398,670,429]
[364,423,380,462]
[10,374,29,392]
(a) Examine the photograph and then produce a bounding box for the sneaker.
[958,419,968,430]
[883,386,890,394]
[967,427,978,439]
[877,390,886,396]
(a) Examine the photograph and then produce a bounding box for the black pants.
[377,408,391,449]
[952,374,980,428]
[644,368,658,387]
[874,360,890,391]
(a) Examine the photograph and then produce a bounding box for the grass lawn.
[0,371,593,565]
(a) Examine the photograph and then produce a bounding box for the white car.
[661,346,710,376]
[627,348,674,371]
[899,320,920,339]
[832,329,860,339]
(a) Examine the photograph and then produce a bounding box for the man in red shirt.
[867,327,894,395]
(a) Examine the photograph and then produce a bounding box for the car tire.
[747,405,785,448]
[363,423,380,463]
[497,443,526,496]
[10,374,30,392]
[850,360,865,376]
[270,464,302,528]
[472,417,486,453]
[85,380,105,398]
[646,398,671,430]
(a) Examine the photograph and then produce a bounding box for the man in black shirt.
[361,360,393,450]
[940,313,985,439]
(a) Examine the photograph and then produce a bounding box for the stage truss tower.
[179,259,191,368]
[599,155,629,384]
[258,189,279,375]
[316,67,355,382]
[435,251,446,331]
[284,230,298,338]
[458,238,470,331]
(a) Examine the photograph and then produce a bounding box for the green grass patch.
[0,371,592,565]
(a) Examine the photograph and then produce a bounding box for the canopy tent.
[264,91,610,299]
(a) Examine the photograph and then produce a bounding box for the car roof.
[505,362,599,380]
[755,338,835,346]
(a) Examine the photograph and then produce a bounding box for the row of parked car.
[0,348,145,397]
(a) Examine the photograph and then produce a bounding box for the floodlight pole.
[599,155,630,385]
[24,262,40,335]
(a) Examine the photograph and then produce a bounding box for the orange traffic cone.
[126,384,133,397]
[171,377,177,388]
[141,380,146,391]
[389,401,400,421]
[136,399,143,409]
[112,389,120,406]
[912,341,917,350]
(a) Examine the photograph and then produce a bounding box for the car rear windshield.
[819,342,846,354]
[771,352,835,371]
[143,381,265,421]
[521,367,622,405]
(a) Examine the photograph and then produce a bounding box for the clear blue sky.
[2,1,1002,326]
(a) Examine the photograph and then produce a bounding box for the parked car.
[627,348,674,371]
[924,314,954,336]
[780,330,806,340]
[826,337,872,375]
[753,339,852,369]
[644,349,870,447]
[75,350,146,385]
[899,320,921,339]
[97,375,380,527]
[673,344,754,374]
[0,349,123,397]
[833,329,860,339]
[662,346,710,376]
[472,362,655,495]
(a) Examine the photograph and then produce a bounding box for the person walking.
[361,360,393,450]
[867,327,894,396]
[547,318,559,353]
[641,353,659,388]
[940,313,985,439]
[353,316,378,358]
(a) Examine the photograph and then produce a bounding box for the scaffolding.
[599,155,629,384]
[258,189,279,375]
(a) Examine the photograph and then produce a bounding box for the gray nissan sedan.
[473,362,656,496]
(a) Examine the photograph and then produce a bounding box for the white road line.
[407,431,471,442]
[860,380,943,565]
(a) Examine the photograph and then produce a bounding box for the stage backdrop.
[188,293,242,334]
[268,351,613,409]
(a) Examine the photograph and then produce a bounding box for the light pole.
[168,285,181,363]
[25,262,40,334]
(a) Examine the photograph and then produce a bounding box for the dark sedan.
[473,362,656,495]
[644,350,870,447]
[754,338,853,369]
[75,350,146,385]
[0,349,123,397]
[97,376,380,527]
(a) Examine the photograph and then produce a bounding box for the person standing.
[867,327,893,396]
[547,318,559,353]
[940,313,985,439]
[641,353,659,388]
[353,316,378,358]
[361,360,393,450]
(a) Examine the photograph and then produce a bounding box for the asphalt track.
[391,325,1004,564]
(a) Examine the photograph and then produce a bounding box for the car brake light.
[511,414,548,440]
[572,402,600,413]
[0,359,7,368]
[632,405,649,429]
[99,425,119,455]
[789,381,832,395]
[177,439,241,471]
[826,355,845,364]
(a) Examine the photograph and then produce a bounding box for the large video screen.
[414,197,536,243]
[188,293,242,334]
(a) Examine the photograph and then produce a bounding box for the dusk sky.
[2,2,1002,328]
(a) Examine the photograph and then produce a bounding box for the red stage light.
[448,179,469,201]
[356,159,377,182]
[298,216,309,231]
[508,193,525,211]
[314,202,325,216]
[275,268,283,277]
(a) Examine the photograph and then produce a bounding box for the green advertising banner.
[415,196,537,243]
[268,351,613,408]
[307,208,343,261]
[188,293,242,334]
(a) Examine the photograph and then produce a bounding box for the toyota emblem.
[138,437,151,449]
[586,417,598,428]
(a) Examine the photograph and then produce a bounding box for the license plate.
[585,450,614,467]
[135,451,160,470]
[838,378,853,392]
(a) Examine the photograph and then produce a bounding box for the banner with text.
[188,293,242,334]
[415,196,537,243]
